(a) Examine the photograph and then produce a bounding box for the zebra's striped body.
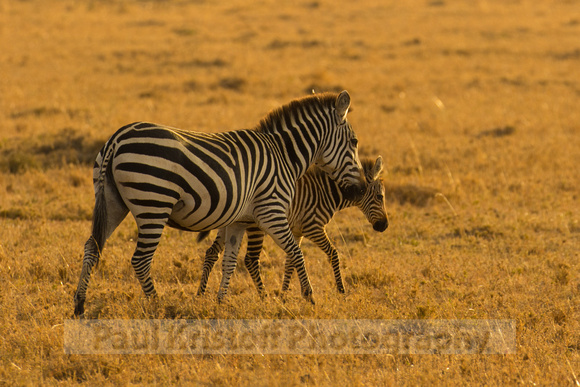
[73,91,365,315]
[197,156,388,296]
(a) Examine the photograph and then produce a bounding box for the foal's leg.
[217,223,248,302]
[197,229,225,295]
[243,226,267,295]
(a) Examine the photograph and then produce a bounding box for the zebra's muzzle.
[373,219,388,232]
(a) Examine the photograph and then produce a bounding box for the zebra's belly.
[168,198,254,232]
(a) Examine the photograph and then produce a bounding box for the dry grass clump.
[1,128,104,174]
[385,183,439,207]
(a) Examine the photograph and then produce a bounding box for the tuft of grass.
[385,183,439,207]
[217,77,246,92]
[0,128,104,174]
[6,152,38,174]
[344,271,395,289]
[0,207,29,220]
[477,126,516,138]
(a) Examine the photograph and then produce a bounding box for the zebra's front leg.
[281,257,295,292]
[286,245,314,304]
[281,235,302,292]
[328,248,345,294]
[244,226,266,296]
[197,230,225,296]
[217,224,247,302]
[307,228,345,293]
[263,227,314,304]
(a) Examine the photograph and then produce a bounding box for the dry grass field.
[1,0,579,384]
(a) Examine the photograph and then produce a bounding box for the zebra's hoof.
[303,292,315,305]
[73,299,85,317]
[273,289,288,303]
[72,311,85,319]
[146,291,159,300]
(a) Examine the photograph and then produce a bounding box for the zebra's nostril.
[373,220,388,232]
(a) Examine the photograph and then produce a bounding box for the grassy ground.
[1,0,579,384]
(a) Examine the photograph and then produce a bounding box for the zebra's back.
[102,122,286,232]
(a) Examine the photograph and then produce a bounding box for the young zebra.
[197,156,388,296]
[73,91,366,315]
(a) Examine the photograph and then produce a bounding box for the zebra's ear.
[372,156,384,179]
[335,90,351,122]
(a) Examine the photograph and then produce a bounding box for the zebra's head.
[357,156,389,232]
[316,90,366,201]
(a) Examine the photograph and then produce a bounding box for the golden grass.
[1,0,579,384]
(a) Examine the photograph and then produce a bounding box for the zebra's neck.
[273,134,315,181]
[317,170,356,212]
[265,120,326,183]
[255,94,338,183]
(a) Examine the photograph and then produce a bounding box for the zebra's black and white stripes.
[73,91,365,315]
[197,156,388,296]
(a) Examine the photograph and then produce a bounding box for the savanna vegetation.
[1,0,579,384]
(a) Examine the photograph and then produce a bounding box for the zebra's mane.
[256,92,339,133]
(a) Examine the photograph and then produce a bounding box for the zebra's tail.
[91,186,107,257]
[196,230,211,243]
[90,143,116,255]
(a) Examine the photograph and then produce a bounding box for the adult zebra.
[73,91,365,315]
[197,156,388,297]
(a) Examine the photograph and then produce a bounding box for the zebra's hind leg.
[74,182,129,317]
[217,224,247,302]
[73,236,101,317]
[244,226,266,296]
[130,219,169,300]
[197,229,225,296]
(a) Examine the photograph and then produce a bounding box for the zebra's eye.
[350,138,358,147]
[376,194,384,201]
